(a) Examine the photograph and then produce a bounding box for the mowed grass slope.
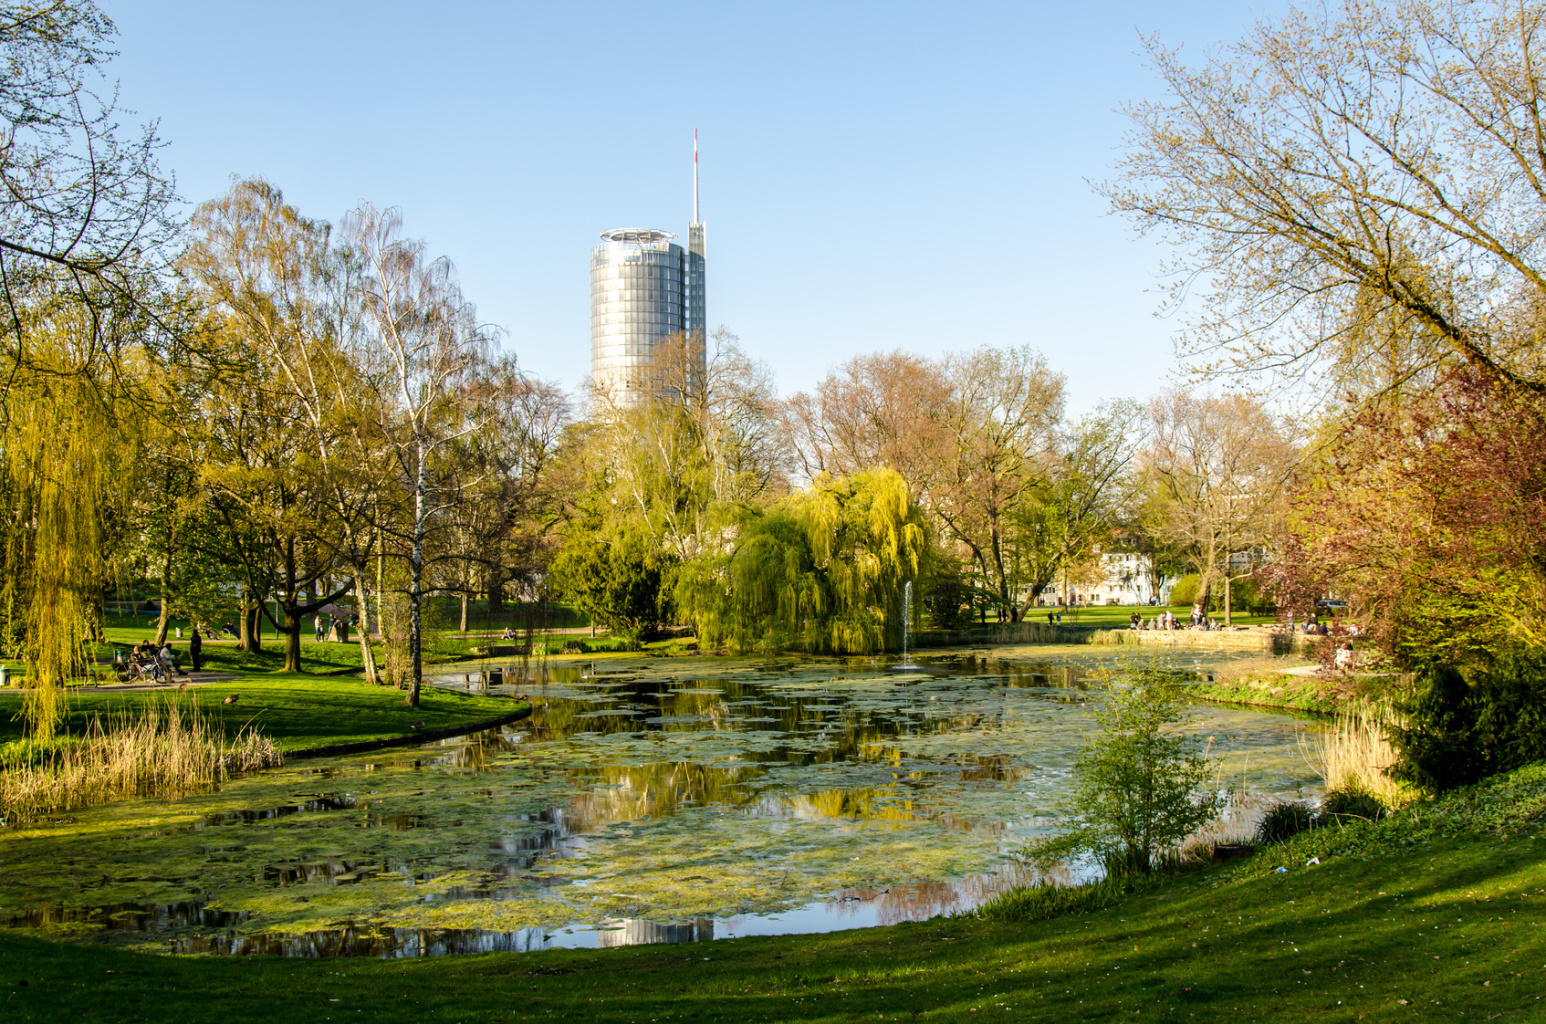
[0,677,524,753]
[3,768,1545,1023]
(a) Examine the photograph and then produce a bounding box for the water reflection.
[1,649,1321,957]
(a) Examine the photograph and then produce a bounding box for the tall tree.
[180,180,365,673]
[347,203,493,708]
[782,346,1064,621]
[1142,391,1298,624]
[0,1,172,739]
[780,349,952,499]
[930,347,1065,620]
[1008,401,1146,614]
[1104,0,1546,398]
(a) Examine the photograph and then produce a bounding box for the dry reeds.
[0,695,281,826]
[1305,705,1410,808]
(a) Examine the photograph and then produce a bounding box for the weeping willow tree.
[679,468,927,654]
[0,0,176,738]
[0,340,129,740]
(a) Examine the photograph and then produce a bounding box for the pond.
[0,647,1322,957]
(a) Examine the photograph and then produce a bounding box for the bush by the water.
[1034,670,1223,874]
[1390,650,1546,794]
[1254,800,1315,844]
[1319,789,1386,823]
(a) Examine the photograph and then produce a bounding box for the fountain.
[892,580,919,670]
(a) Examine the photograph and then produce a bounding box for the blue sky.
[105,1,1277,411]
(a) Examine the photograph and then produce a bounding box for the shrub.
[1389,650,1546,794]
[1254,800,1314,844]
[1389,665,1490,794]
[1035,669,1224,874]
[1318,789,1386,824]
[1470,648,1546,771]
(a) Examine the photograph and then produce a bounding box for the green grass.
[99,598,591,643]
[1190,661,1407,715]
[2,764,1543,1021]
[77,633,491,679]
[1189,677,1345,714]
[0,677,523,754]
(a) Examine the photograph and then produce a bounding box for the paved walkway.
[8,670,244,694]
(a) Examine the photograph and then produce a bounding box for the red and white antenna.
[693,127,700,224]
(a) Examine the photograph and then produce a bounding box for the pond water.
[0,647,1323,957]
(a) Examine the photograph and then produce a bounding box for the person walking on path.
[189,628,202,672]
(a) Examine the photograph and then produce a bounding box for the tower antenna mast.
[693,127,700,224]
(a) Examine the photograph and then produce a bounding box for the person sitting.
[501,627,518,640]
[1318,621,1330,636]
[1128,612,1141,629]
[223,621,239,639]
[158,643,186,677]
[1335,643,1354,669]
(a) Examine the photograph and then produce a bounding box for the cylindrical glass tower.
[590,226,706,407]
[590,228,683,405]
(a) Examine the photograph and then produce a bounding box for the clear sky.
[104,1,1278,412]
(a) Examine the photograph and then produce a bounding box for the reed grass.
[0,694,281,825]
[1305,704,1411,808]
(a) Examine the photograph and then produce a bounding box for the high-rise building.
[589,132,706,406]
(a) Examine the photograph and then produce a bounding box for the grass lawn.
[2,765,1543,1021]
[0,677,524,754]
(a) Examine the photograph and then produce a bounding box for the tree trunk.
[407,449,426,709]
[375,544,386,640]
[459,591,468,633]
[1224,573,1234,628]
[282,606,303,673]
[240,600,261,653]
[355,576,379,686]
[488,574,504,613]
[153,545,174,645]
[86,595,106,643]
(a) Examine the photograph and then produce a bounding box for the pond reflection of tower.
[595,917,715,948]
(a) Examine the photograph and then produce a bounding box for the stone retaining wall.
[1091,628,1304,655]
[915,623,1306,656]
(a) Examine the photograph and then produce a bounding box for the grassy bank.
[0,677,526,755]
[1186,656,1407,715]
[2,765,1543,1022]
[1190,676,1346,714]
